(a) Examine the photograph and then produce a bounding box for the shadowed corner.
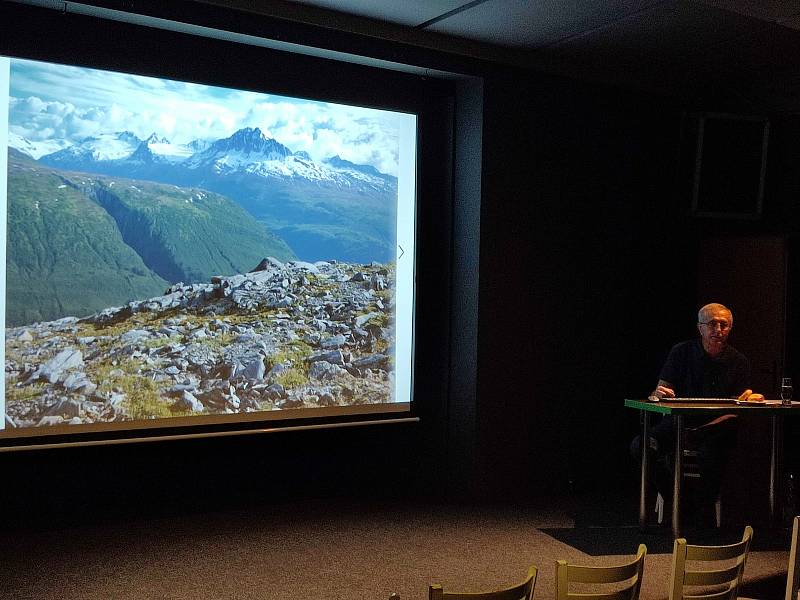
[540,525,792,557]
[740,574,787,599]
[539,526,676,555]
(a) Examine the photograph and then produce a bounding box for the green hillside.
[91,178,295,283]
[6,153,296,326]
[6,155,169,326]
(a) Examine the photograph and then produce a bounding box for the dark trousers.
[630,415,737,523]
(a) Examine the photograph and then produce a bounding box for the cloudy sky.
[8,58,415,176]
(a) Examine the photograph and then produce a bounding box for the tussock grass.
[87,358,174,420]
[269,340,313,389]
[6,381,47,404]
[275,368,308,389]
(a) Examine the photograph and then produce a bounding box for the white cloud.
[9,57,410,175]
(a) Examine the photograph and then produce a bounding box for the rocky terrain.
[4,258,395,430]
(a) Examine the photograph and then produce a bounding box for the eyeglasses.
[699,320,731,331]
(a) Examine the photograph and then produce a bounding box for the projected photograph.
[1,57,416,436]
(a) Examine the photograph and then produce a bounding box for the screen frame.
[0,1,456,450]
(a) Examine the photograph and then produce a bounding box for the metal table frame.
[625,398,798,538]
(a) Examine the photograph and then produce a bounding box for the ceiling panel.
[284,0,466,27]
[697,0,800,28]
[211,0,800,113]
[547,2,765,57]
[422,0,665,48]
[520,0,780,97]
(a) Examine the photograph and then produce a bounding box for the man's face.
[698,307,732,355]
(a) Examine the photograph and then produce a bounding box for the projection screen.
[0,54,417,448]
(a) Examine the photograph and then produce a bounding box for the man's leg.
[695,418,738,527]
[630,416,675,522]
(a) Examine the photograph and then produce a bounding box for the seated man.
[631,302,750,526]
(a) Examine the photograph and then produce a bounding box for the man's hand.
[650,382,675,400]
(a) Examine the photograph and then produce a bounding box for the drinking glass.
[781,377,793,406]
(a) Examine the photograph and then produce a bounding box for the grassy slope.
[7,157,169,326]
[94,178,296,282]
[6,152,297,325]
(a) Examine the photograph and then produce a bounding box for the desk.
[625,398,800,538]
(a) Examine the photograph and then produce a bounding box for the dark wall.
[472,68,800,498]
[2,1,799,522]
[474,70,693,497]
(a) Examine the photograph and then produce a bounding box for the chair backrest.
[429,565,538,600]
[555,544,647,600]
[668,525,753,600]
[787,516,800,600]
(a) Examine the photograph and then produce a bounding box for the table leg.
[769,414,784,525]
[673,415,683,538]
[639,410,649,528]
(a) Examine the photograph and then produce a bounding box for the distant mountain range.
[10,127,399,264]
[6,149,295,326]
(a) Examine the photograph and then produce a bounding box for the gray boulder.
[45,398,82,419]
[288,261,320,274]
[264,383,286,400]
[355,312,381,328]
[250,257,284,272]
[241,357,266,381]
[352,354,389,369]
[121,329,152,344]
[62,372,97,395]
[320,334,347,349]
[29,348,84,384]
[308,361,344,381]
[308,350,344,366]
[174,391,204,412]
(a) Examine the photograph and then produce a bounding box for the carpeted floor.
[0,492,791,600]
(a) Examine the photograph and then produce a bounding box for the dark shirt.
[659,339,750,399]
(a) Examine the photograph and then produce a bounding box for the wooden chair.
[555,544,646,600]
[786,516,800,600]
[668,525,753,600]
[429,565,538,600]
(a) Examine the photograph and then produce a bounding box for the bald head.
[697,303,733,357]
[698,303,733,326]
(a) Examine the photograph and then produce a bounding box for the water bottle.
[781,377,793,407]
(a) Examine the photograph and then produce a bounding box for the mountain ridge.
[30,126,397,190]
[6,153,296,325]
[25,125,400,263]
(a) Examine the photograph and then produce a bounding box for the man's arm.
[650,379,675,400]
[696,414,736,428]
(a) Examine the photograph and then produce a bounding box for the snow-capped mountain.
[40,131,143,167]
[185,127,293,171]
[128,133,196,165]
[32,126,395,191]
[324,155,394,184]
[182,127,395,192]
[187,139,212,153]
[144,133,197,162]
[8,131,69,160]
[24,126,398,263]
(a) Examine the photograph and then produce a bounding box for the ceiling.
[205,0,800,115]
